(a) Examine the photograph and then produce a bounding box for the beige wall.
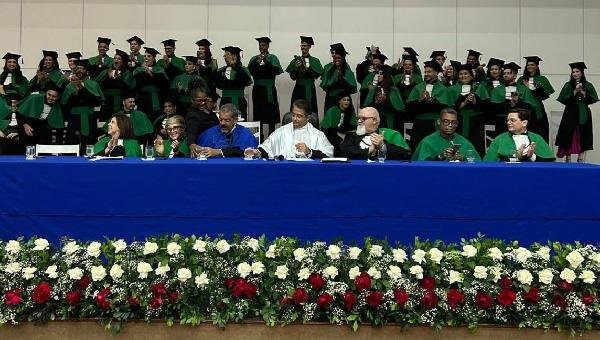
[1,0,599,161]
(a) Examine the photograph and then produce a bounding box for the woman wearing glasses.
[154,115,189,158]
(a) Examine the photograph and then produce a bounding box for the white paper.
[425,84,434,95]
[461,85,471,96]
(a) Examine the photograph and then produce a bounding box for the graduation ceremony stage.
[1,156,599,246]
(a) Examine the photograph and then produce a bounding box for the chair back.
[238,121,261,143]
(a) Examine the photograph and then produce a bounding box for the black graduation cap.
[46,82,62,94]
[97,37,111,45]
[184,55,199,63]
[402,54,418,63]
[456,63,474,72]
[122,90,137,100]
[127,36,145,45]
[114,49,129,62]
[195,39,212,47]
[569,62,587,70]
[467,49,482,58]
[43,50,59,59]
[330,43,348,56]
[524,56,542,64]
[403,47,419,57]
[487,58,505,68]
[65,52,82,60]
[300,36,314,45]
[449,60,461,70]
[6,92,21,101]
[143,47,160,57]
[3,52,21,60]
[256,37,272,44]
[75,59,91,69]
[366,46,380,53]
[222,46,243,57]
[161,39,177,47]
[372,54,388,62]
[424,60,443,73]
[503,62,521,72]
[430,50,446,59]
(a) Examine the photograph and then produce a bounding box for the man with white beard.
[340,107,411,160]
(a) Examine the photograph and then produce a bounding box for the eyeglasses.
[357,116,376,122]
[506,118,521,123]
[166,126,183,132]
[440,119,458,126]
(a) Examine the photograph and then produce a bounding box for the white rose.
[538,269,554,285]
[155,264,170,277]
[566,250,584,269]
[489,266,502,282]
[514,247,532,263]
[237,262,252,278]
[348,247,362,260]
[293,248,306,261]
[137,262,153,279]
[67,267,83,280]
[251,261,265,275]
[265,244,277,258]
[516,269,533,285]
[112,239,127,253]
[246,238,259,252]
[560,268,576,283]
[215,240,231,254]
[370,245,383,258]
[429,248,443,264]
[461,245,477,258]
[535,246,551,261]
[62,241,79,255]
[5,262,22,274]
[298,267,310,280]
[166,242,181,256]
[473,266,488,279]
[392,248,407,263]
[326,245,341,259]
[275,265,289,279]
[412,249,426,264]
[323,266,338,279]
[488,247,503,261]
[348,266,360,279]
[5,240,21,254]
[590,252,600,266]
[387,265,402,280]
[22,266,37,280]
[177,268,192,282]
[109,264,124,280]
[579,270,596,284]
[143,241,159,255]
[45,265,58,279]
[195,272,209,288]
[86,242,102,258]
[409,265,423,279]
[91,265,107,281]
[367,267,381,280]
[193,240,207,253]
[33,238,50,251]
[449,270,463,284]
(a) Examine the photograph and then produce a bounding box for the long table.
[1,156,599,245]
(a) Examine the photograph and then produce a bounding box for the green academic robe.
[516,74,554,140]
[0,98,12,131]
[555,81,599,151]
[364,86,405,130]
[320,63,357,112]
[88,55,114,78]
[17,93,64,129]
[379,127,410,150]
[285,55,324,114]
[406,81,452,150]
[1,72,29,100]
[171,73,195,112]
[157,55,186,80]
[95,68,135,121]
[102,110,153,137]
[490,82,541,117]
[61,78,104,136]
[162,137,190,158]
[249,53,283,126]
[412,131,479,161]
[93,136,142,157]
[484,131,555,161]
[28,69,66,93]
[448,82,490,156]
[214,64,252,119]
[133,65,169,117]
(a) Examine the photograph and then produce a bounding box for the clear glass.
[144,146,155,160]
[85,145,94,157]
[377,144,387,163]
[25,145,35,160]
[465,149,476,163]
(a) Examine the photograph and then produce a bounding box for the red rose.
[497,289,517,307]
[475,291,493,309]
[557,280,574,292]
[243,281,257,299]
[419,290,438,309]
[393,288,409,307]
[224,278,235,290]
[420,276,436,291]
[342,291,358,311]
[552,295,567,310]
[366,290,384,309]
[308,273,326,291]
[128,296,140,309]
[95,288,111,310]
[522,287,540,304]
[581,294,595,305]
[150,295,163,309]
[446,288,464,310]
[316,292,333,309]
[65,290,82,306]
[4,289,22,307]
[279,296,293,305]
[32,282,52,304]
[231,281,245,298]
[499,276,512,289]
[168,291,179,304]
[75,276,91,290]
[354,272,371,292]
[151,282,167,296]
[292,287,309,304]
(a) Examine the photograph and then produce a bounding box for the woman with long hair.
[517,56,554,142]
[320,92,357,154]
[0,53,29,101]
[28,50,65,93]
[93,113,141,157]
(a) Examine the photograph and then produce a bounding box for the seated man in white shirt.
[244,100,333,159]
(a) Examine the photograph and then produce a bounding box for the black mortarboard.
[45,83,62,94]
[503,62,521,72]
[126,36,145,45]
[457,63,474,72]
[403,47,419,57]
[569,62,587,70]
[222,46,242,55]
[75,59,91,69]
[449,60,461,70]
[402,54,417,63]
[256,37,272,44]
[430,50,446,59]
[330,43,348,56]
[3,52,21,60]
[122,90,137,100]
[195,39,212,47]
[161,39,177,47]
[300,36,314,45]
[43,50,59,59]
[487,58,505,68]
[184,55,198,63]
[366,46,380,53]
[114,49,129,62]
[467,49,482,58]
[143,47,160,57]
[334,90,353,102]
[524,56,542,64]
[372,54,388,62]
[65,52,82,60]
[97,37,111,45]
[424,60,443,73]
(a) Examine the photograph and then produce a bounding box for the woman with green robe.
[320,43,357,113]
[320,92,357,155]
[517,56,554,142]
[96,49,134,122]
[171,56,203,115]
[133,47,169,122]
[214,46,252,120]
[364,71,405,132]
[481,58,505,126]
[0,53,29,101]
[154,115,189,158]
[93,114,141,157]
[0,97,22,154]
[195,39,218,95]
[28,51,66,93]
[393,55,423,105]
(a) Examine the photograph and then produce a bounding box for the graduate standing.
[133,47,169,121]
[285,36,323,114]
[393,54,423,106]
[95,49,134,122]
[194,39,218,94]
[171,56,203,115]
[465,49,486,83]
[363,54,406,131]
[28,50,66,93]
[320,43,357,114]
[517,56,554,142]
[1,53,29,102]
[214,46,252,120]
[88,37,113,79]
[157,39,185,81]
[126,36,145,71]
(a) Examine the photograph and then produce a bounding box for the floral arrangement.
[0,235,598,335]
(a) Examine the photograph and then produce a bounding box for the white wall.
[1,0,599,161]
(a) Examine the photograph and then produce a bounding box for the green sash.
[296,78,315,104]
[222,89,244,109]
[71,106,95,136]
[557,81,599,125]
[254,79,276,103]
[103,88,123,115]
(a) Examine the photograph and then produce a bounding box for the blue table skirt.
[1,156,599,245]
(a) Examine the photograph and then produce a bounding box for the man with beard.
[339,107,411,160]
[186,87,219,158]
[285,36,324,114]
[126,35,145,71]
[157,39,185,80]
[18,85,65,146]
[88,37,113,78]
[196,103,257,158]
[465,49,486,82]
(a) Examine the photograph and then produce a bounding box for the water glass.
[85,145,94,157]
[25,145,35,160]
[465,149,476,163]
[144,146,155,160]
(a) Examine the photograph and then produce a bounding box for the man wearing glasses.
[412,108,479,161]
[186,88,219,158]
[339,107,411,160]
